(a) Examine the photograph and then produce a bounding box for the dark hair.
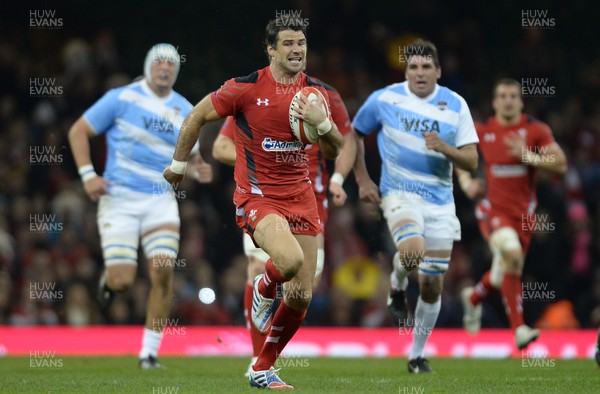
[493,78,522,97]
[264,14,308,51]
[405,39,440,68]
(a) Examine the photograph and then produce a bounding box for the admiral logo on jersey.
[262,138,303,152]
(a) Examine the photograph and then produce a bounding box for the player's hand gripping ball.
[289,87,330,144]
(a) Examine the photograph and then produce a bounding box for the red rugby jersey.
[217,78,350,196]
[476,114,555,217]
[211,66,335,198]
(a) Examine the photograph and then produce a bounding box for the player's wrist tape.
[78,164,98,183]
[170,159,187,174]
[457,172,472,191]
[317,118,332,135]
[330,172,344,185]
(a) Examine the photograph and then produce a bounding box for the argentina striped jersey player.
[84,79,194,195]
[353,80,479,205]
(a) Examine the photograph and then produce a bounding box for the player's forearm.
[332,132,357,180]
[522,145,567,174]
[352,135,372,185]
[174,95,219,162]
[318,123,343,160]
[174,111,204,162]
[455,168,473,193]
[444,144,478,172]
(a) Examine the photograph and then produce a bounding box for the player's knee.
[419,277,441,303]
[276,249,304,279]
[419,276,442,303]
[490,228,521,254]
[420,291,441,304]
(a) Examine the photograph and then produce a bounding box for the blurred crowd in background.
[1,1,600,330]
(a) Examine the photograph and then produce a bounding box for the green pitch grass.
[0,356,598,393]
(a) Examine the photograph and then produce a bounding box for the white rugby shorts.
[380,194,461,250]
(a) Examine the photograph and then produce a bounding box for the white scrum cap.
[143,43,181,83]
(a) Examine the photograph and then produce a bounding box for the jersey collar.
[405,82,439,101]
[141,79,174,102]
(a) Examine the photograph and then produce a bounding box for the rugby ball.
[289,87,330,144]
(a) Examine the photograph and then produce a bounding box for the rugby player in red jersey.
[457,78,567,350]
[164,15,342,389]
[212,78,356,376]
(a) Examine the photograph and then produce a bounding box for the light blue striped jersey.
[353,81,478,205]
[84,80,194,195]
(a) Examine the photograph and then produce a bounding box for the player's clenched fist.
[422,131,448,154]
[83,176,110,202]
[358,178,381,204]
[328,182,347,206]
[163,167,184,188]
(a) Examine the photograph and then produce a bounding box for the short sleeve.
[83,89,121,134]
[353,90,382,136]
[211,78,243,118]
[455,96,479,147]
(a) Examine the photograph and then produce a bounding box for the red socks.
[253,301,306,371]
[501,272,524,330]
[258,259,287,299]
[471,271,498,305]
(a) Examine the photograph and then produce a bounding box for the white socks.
[391,252,409,291]
[139,327,163,359]
[409,296,441,360]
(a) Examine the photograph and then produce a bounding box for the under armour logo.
[256,98,269,106]
[484,133,496,142]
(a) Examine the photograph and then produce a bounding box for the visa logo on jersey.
[402,118,440,133]
[262,137,303,152]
